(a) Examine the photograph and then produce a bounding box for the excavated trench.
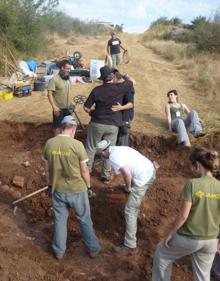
[0,121,219,280]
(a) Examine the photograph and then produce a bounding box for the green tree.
[191,16,208,29]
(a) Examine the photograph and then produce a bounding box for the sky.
[58,0,220,33]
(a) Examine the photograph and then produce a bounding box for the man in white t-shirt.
[97,140,157,255]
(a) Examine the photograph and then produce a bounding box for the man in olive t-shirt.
[47,60,72,136]
[43,115,101,259]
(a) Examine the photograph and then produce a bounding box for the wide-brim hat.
[97,140,111,151]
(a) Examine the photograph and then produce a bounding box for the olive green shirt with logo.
[43,135,88,193]
[47,74,70,108]
[177,176,220,240]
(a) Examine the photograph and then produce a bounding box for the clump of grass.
[145,40,187,61]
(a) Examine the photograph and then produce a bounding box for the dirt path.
[0,33,219,135]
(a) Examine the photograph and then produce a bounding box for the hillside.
[0,33,219,281]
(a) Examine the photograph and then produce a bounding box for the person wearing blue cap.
[43,115,101,260]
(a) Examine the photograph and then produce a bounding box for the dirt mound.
[0,121,219,280]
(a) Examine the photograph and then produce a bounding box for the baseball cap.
[61,115,77,126]
[97,140,111,151]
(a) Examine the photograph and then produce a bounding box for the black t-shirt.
[117,80,135,122]
[107,38,121,54]
[84,83,128,126]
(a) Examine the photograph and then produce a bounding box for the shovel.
[12,186,48,214]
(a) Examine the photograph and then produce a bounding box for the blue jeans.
[171,111,203,145]
[52,191,100,256]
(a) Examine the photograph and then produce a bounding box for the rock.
[1,185,10,192]
[22,161,30,167]
[0,180,2,186]
[13,176,25,188]
[12,191,22,199]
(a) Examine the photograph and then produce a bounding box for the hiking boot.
[179,141,191,148]
[54,254,63,260]
[194,132,206,138]
[89,248,101,259]
[114,245,136,256]
[88,188,96,198]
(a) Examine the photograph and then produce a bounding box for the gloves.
[88,187,96,198]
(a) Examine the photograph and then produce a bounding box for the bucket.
[34,80,46,91]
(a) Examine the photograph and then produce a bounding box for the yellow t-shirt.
[43,135,88,193]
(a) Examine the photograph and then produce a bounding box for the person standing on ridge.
[47,60,72,136]
[107,31,126,68]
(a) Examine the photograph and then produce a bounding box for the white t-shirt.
[109,146,154,187]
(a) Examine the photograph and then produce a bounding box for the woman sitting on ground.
[152,147,220,281]
[165,89,205,147]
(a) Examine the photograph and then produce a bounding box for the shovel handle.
[12,186,48,205]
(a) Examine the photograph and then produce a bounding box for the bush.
[191,21,220,52]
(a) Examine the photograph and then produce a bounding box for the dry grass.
[143,39,220,100]
[144,40,187,61]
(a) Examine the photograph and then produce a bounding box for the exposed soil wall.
[0,121,219,281]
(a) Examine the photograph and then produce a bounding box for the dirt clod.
[12,176,25,188]
[1,185,10,192]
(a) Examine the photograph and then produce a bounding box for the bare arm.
[120,44,126,51]
[182,103,190,114]
[164,200,192,248]
[80,162,91,188]
[217,239,220,254]
[47,90,60,114]
[112,102,133,112]
[165,104,172,131]
[119,166,132,191]
[83,106,91,114]
[107,45,111,55]
[43,159,51,185]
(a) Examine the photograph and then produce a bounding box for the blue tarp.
[27,60,37,72]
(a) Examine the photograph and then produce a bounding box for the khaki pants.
[86,122,118,179]
[124,170,156,248]
[111,53,120,67]
[152,233,218,281]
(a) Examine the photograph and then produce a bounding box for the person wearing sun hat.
[84,66,133,183]
[97,139,157,255]
[43,115,101,260]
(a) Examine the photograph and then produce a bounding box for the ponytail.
[189,147,219,173]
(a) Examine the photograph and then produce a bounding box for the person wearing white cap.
[43,115,101,260]
[97,140,157,255]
